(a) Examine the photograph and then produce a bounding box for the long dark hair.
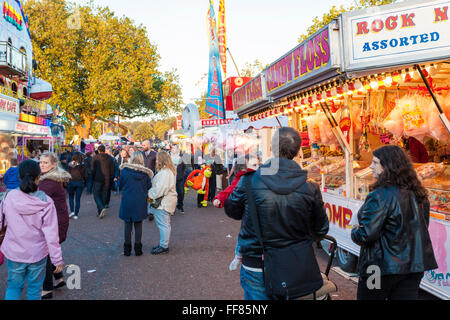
[371,145,428,204]
[19,160,41,194]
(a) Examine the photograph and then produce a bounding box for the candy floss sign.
[232,75,265,114]
[264,22,340,97]
[342,0,450,71]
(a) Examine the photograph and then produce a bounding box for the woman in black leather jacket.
[351,145,437,300]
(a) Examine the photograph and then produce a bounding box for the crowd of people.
[0,129,439,301]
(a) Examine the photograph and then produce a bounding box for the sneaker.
[73,215,79,220]
[69,212,75,218]
[151,246,169,255]
[99,208,107,219]
[179,208,185,214]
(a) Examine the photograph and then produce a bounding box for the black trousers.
[208,174,217,202]
[43,255,63,291]
[176,180,185,210]
[93,181,108,214]
[124,221,143,245]
[357,272,424,300]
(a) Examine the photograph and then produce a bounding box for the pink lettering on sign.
[232,75,263,112]
[266,28,331,92]
[324,202,353,230]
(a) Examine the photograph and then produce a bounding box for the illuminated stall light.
[403,71,412,83]
[377,76,385,90]
[370,77,379,90]
[428,64,437,76]
[384,73,393,87]
[392,71,401,85]
[412,69,421,81]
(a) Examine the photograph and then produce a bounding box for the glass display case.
[416,163,450,216]
[354,162,450,218]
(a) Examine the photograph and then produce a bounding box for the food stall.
[235,0,450,299]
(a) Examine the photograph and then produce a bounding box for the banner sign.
[218,0,226,78]
[232,74,267,115]
[0,93,19,115]
[342,0,450,71]
[15,121,50,135]
[200,118,236,127]
[263,22,340,99]
[205,1,225,119]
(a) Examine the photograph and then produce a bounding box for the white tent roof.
[226,116,288,131]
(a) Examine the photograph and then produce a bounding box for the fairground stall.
[234,0,450,299]
[0,0,54,166]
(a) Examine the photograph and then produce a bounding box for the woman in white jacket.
[148,151,177,255]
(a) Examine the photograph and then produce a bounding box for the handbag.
[0,191,9,265]
[150,196,163,209]
[244,176,323,300]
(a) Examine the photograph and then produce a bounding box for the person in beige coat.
[148,151,177,255]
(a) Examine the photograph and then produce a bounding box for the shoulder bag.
[244,176,323,300]
[0,191,10,265]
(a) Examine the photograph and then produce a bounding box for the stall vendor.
[408,137,429,164]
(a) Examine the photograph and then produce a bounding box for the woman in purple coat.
[38,152,71,299]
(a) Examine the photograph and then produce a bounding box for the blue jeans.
[240,266,269,300]
[86,174,93,194]
[68,181,84,215]
[151,208,171,248]
[5,257,47,300]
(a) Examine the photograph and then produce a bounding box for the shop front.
[235,0,450,299]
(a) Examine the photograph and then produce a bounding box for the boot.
[124,243,132,256]
[135,243,143,256]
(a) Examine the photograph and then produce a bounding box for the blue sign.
[205,1,225,119]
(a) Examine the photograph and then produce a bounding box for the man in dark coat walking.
[91,145,114,219]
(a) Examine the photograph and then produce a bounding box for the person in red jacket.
[213,154,260,271]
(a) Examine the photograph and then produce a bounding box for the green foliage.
[195,92,210,119]
[298,0,396,43]
[25,0,182,138]
[240,60,265,78]
[133,122,154,142]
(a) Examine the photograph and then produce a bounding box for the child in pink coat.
[0,160,63,300]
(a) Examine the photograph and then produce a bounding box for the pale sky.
[79,0,358,106]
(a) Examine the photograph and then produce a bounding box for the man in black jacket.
[224,127,329,300]
[91,145,114,219]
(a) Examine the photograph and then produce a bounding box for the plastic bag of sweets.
[306,115,321,144]
[399,95,431,143]
[382,104,404,137]
[428,100,450,143]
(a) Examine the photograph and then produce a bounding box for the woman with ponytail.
[38,152,71,299]
[0,160,63,300]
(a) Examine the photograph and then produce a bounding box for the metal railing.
[0,41,27,76]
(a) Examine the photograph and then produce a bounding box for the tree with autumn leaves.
[298,0,396,42]
[24,0,182,139]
